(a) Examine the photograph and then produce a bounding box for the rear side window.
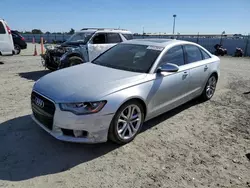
[107,33,122,43]
[122,34,133,40]
[159,45,185,67]
[200,48,211,59]
[184,45,203,63]
[0,22,6,34]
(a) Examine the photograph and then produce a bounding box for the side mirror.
[157,63,179,73]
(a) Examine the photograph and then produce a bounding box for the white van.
[0,19,14,55]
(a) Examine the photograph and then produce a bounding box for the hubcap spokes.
[117,105,142,140]
[206,77,216,98]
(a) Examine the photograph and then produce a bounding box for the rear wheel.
[14,44,21,54]
[200,74,217,101]
[68,56,84,67]
[108,100,145,144]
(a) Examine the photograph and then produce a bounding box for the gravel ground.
[0,45,250,188]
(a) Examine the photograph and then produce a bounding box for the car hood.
[33,63,147,103]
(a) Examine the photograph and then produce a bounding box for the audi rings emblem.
[35,97,44,108]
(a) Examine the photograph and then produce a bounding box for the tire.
[200,74,218,101]
[108,100,145,144]
[14,44,21,55]
[68,56,84,67]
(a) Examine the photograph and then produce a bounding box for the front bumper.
[32,102,114,143]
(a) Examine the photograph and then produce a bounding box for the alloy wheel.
[117,104,142,140]
[206,76,217,98]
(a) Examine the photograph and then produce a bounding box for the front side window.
[92,44,163,73]
[184,45,203,63]
[107,33,122,43]
[158,45,185,67]
[92,33,107,44]
[65,32,94,45]
[0,22,6,34]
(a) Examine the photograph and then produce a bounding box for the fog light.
[73,130,82,137]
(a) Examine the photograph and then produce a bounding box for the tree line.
[18,28,75,35]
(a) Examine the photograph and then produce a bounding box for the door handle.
[183,71,188,76]
[204,65,208,71]
[182,71,188,79]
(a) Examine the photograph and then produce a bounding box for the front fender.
[59,51,83,69]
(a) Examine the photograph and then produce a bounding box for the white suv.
[42,28,133,70]
[0,19,14,56]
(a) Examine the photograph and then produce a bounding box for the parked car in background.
[11,30,27,54]
[31,39,220,144]
[41,28,133,70]
[0,19,14,56]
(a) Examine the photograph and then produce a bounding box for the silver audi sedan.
[31,39,220,144]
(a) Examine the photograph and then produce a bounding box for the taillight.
[21,37,25,41]
[6,25,11,34]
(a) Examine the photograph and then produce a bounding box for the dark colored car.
[11,30,27,54]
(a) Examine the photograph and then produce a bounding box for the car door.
[0,20,14,55]
[147,45,191,118]
[87,32,121,61]
[183,44,211,99]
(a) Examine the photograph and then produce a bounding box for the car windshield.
[92,43,163,73]
[65,32,94,44]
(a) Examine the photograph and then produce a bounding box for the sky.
[1,0,250,34]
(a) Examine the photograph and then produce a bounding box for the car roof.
[123,39,195,47]
[78,28,132,34]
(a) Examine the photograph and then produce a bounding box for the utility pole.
[172,14,177,35]
[220,31,225,45]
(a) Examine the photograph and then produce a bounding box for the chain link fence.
[22,33,250,56]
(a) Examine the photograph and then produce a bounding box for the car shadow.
[0,115,119,181]
[141,98,203,133]
[243,91,250,95]
[0,98,203,181]
[18,70,51,81]
[0,62,4,65]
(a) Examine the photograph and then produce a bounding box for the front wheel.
[68,56,84,67]
[108,101,145,144]
[200,75,217,101]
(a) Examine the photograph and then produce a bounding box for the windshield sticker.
[147,46,164,51]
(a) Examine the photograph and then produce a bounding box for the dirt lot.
[0,47,250,187]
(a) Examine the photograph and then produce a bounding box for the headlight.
[59,101,107,115]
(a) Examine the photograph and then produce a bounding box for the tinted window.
[107,33,122,43]
[200,48,211,59]
[122,34,133,40]
[92,44,163,73]
[12,33,18,38]
[159,45,185,67]
[92,33,107,44]
[185,45,203,63]
[0,22,6,34]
